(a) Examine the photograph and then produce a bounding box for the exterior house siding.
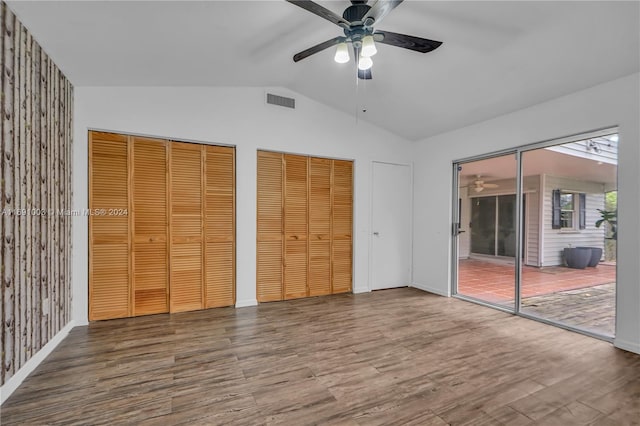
[542,174,606,266]
[525,191,540,266]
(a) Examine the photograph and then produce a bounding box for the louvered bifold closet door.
[332,160,353,294]
[132,137,169,316]
[257,151,284,302]
[170,143,204,312]
[284,154,309,300]
[89,132,130,320]
[204,146,235,308]
[308,158,332,296]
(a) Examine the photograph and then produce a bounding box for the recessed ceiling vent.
[266,93,295,109]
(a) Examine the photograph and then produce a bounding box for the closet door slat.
[332,160,353,294]
[170,142,204,313]
[132,136,168,316]
[204,145,235,308]
[283,154,309,300]
[308,157,332,297]
[257,151,284,302]
[89,131,130,320]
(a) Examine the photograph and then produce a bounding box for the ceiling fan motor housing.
[343,4,371,25]
[342,4,373,46]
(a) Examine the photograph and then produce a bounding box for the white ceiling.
[459,148,617,187]
[7,1,640,141]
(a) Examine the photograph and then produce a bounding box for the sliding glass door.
[470,195,517,257]
[470,197,496,255]
[519,134,618,337]
[452,129,618,339]
[454,153,517,310]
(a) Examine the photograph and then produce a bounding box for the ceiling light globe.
[361,35,377,57]
[358,56,373,71]
[334,43,350,64]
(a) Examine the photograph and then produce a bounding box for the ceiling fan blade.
[293,36,345,62]
[484,183,499,188]
[361,0,404,26]
[375,30,442,53]
[286,0,351,29]
[358,68,372,80]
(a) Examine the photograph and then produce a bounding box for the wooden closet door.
[132,137,168,316]
[170,142,204,312]
[256,151,283,302]
[308,157,332,296]
[89,131,130,320]
[284,154,309,300]
[204,146,235,308]
[332,160,353,294]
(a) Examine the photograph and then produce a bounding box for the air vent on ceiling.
[266,93,295,109]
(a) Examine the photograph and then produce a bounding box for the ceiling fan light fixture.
[334,42,350,63]
[361,35,377,57]
[358,55,373,71]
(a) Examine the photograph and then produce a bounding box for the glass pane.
[471,197,496,255]
[497,195,516,257]
[520,133,617,337]
[456,154,516,310]
[560,193,574,209]
[561,211,573,228]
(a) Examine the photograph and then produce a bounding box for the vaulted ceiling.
[8,1,639,141]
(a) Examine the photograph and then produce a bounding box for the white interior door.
[371,162,412,290]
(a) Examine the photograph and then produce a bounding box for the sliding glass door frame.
[451,149,518,313]
[451,127,618,342]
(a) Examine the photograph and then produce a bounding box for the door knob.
[373,232,380,236]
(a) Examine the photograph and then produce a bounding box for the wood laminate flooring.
[2,288,639,425]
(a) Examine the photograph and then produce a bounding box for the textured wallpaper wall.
[1,2,73,385]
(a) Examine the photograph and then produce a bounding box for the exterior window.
[560,192,575,229]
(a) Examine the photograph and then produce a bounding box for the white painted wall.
[72,87,413,325]
[541,175,605,267]
[412,73,640,354]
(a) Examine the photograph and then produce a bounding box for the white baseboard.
[1,320,75,405]
[410,282,450,297]
[614,337,640,355]
[235,299,258,308]
[353,287,370,294]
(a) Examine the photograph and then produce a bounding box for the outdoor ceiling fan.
[286,0,443,79]
[471,176,499,193]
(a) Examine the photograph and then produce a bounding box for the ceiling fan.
[286,0,443,79]
[471,176,499,193]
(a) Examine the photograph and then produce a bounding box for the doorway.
[452,129,618,339]
[371,162,412,290]
[470,194,522,257]
[454,153,517,309]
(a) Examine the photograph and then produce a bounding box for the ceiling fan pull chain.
[355,66,360,123]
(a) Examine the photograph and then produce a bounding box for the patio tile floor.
[521,283,615,336]
[458,259,616,336]
[458,259,616,304]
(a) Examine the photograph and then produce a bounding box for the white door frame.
[368,160,414,291]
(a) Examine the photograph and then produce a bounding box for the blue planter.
[577,247,603,267]
[563,247,592,269]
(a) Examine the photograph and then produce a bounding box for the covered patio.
[458,259,616,336]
